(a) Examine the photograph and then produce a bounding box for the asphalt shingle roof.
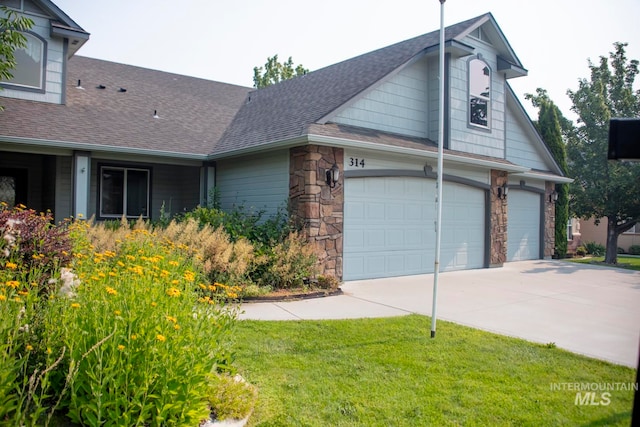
[1,56,251,156]
[214,13,489,155]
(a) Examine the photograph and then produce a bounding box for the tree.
[253,55,308,88]
[525,89,570,258]
[566,42,640,264]
[0,5,34,109]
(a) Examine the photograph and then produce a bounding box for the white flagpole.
[431,0,446,339]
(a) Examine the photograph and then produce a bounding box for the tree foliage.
[566,42,640,263]
[0,5,34,110]
[253,55,308,88]
[525,89,570,257]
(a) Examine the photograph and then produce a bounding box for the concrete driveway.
[239,260,640,367]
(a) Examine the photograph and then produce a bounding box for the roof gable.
[214,13,490,156]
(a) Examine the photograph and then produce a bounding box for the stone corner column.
[289,145,344,280]
[489,169,508,267]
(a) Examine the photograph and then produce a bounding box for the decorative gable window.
[2,32,46,92]
[469,58,491,128]
[99,166,150,219]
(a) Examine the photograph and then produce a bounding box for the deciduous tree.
[566,42,640,263]
[253,55,308,88]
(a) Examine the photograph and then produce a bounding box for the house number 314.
[349,157,366,168]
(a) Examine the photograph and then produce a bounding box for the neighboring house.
[579,219,640,253]
[0,0,571,281]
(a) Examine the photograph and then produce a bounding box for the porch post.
[73,151,91,219]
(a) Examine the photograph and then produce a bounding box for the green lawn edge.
[232,315,636,427]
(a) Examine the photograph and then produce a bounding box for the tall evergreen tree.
[566,42,640,264]
[526,89,570,257]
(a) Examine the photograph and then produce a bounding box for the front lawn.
[568,255,640,271]
[233,315,636,426]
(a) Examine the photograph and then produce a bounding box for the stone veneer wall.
[544,181,556,258]
[289,145,344,279]
[490,170,508,266]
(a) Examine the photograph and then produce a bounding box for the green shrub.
[584,241,606,256]
[629,245,640,255]
[576,246,587,256]
[207,374,257,421]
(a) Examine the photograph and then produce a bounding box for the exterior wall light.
[549,191,559,203]
[326,163,340,188]
[497,184,508,200]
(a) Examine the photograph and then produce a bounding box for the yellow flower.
[173,324,180,330]
[166,287,181,297]
[18,290,28,296]
[5,262,17,270]
[156,334,166,342]
[151,302,157,307]
[131,334,138,340]
[168,261,179,267]
[0,295,6,301]
[106,286,117,295]
[117,344,125,351]
[125,255,136,261]
[117,261,125,267]
[184,271,195,282]
[13,297,22,303]
[71,303,81,308]
[171,279,180,285]
[114,310,121,315]
[166,315,177,323]
[46,348,52,354]
[98,272,106,278]
[4,281,19,289]
[26,344,34,351]
[108,271,117,277]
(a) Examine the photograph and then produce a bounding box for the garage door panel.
[344,177,486,280]
[507,190,541,261]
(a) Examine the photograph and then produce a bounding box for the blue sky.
[55,0,640,121]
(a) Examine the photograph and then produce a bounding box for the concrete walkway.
[239,260,640,368]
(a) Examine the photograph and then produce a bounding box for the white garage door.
[507,190,541,261]
[344,176,485,280]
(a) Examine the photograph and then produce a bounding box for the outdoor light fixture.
[326,163,340,188]
[497,184,508,200]
[549,191,559,203]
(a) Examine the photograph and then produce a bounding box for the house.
[0,0,571,281]
[579,219,640,253]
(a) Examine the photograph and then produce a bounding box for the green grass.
[232,315,636,426]
[568,255,640,271]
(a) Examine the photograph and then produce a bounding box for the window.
[469,58,491,128]
[100,166,150,218]
[567,219,573,240]
[623,223,640,234]
[2,32,46,91]
[0,168,27,207]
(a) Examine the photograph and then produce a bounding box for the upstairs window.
[2,32,46,91]
[469,58,491,128]
[99,166,150,219]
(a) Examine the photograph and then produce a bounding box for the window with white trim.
[99,166,150,218]
[469,58,490,128]
[2,32,46,91]
[623,223,640,234]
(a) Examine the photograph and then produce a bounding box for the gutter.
[0,135,207,161]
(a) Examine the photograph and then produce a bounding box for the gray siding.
[505,100,548,170]
[216,150,289,216]
[334,57,429,138]
[448,39,505,158]
[55,156,72,222]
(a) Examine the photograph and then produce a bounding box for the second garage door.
[343,176,486,280]
[507,189,541,261]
